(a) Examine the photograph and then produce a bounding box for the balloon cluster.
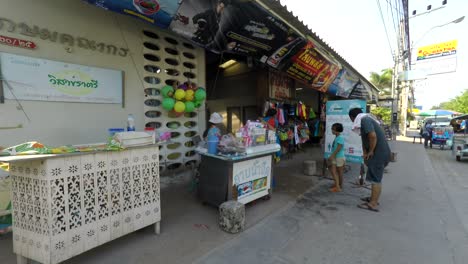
[161,82,206,115]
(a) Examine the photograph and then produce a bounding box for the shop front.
[0,0,381,263]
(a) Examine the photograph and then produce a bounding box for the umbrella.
[418,109,459,117]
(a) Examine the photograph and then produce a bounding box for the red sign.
[270,72,293,99]
[0,35,36,49]
[286,40,340,92]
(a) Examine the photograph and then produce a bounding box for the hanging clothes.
[263,101,270,117]
[294,125,300,145]
[309,108,316,119]
[277,105,285,125]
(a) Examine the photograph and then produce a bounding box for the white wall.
[0,0,206,148]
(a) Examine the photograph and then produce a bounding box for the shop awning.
[82,0,379,100]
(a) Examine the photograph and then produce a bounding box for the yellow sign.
[417,40,458,61]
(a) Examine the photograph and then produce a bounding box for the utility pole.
[395,0,410,137]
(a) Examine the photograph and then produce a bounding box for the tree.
[431,90,468,113]
[371,107,391,125]
[369,68,393,96]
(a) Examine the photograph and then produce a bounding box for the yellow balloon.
[174,101,185,113]
[185,90,195,101]
[174,89,186,100]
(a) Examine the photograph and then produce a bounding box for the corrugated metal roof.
[257,0,380,102]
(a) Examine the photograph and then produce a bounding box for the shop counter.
[197,144,280,207]
[0,144,161,264]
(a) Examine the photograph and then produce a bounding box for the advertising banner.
[169,0,302,59]
[269,71,293,99]
[1,53,123,104]
[84,0,181,28]
[416,39,458,61]
[284,40,341,92]
[232,155,271,204]
[325,100,366,163]
[412,56,457,75]
[327,68,360,98]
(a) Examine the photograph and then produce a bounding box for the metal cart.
[430,126,453,150]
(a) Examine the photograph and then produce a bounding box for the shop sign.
[0,35,36,49]
[325,100,366,163]
[285,40,341,92]
[232,155,271,204]
[327,68,359,98]
[83,0,181,29]
[417,40,458,61]
[0,17,129,57]
[1,52,123,104]
[269,72,293,99]
[169,0,302,60]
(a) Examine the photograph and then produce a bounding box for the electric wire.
[376,0,395,59]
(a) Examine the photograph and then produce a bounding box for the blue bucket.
[207,135,219,155]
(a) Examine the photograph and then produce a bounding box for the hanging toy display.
[159,82,206,113]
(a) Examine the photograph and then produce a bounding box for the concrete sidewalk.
[194,140,468,264]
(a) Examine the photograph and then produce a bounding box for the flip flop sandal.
[360,197,380,205]
[329,187,341,193]
[357,203,379,212]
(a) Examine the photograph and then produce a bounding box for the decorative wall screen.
[9,146,160,264]
[141,29,205,173]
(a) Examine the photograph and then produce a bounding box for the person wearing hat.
[203,112,223,140]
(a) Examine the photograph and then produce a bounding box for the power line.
[386,0,399,40]
[376,0,395,59]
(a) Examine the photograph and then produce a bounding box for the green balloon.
[194,89,206,101]
[194,100,203,108]
[161,85,174,98]
[185,101,195,112]
[162,98,175,111]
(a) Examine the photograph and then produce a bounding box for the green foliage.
[371,107,391,125]
[431,90,468,113]
[369,68,393,96]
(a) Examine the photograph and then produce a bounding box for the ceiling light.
[296,87,303,91]
[219,59,237,69]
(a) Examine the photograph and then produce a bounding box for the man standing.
[349,108,391,212]
[422,120,433,148]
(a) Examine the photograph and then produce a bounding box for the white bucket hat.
[209,112,223,124]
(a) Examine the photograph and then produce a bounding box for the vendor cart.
[430,126,453,150]
[197,144,280,207]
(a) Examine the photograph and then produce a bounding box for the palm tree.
[369,68,393,96]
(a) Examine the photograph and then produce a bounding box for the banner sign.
[325,100,366,163]
[1,53,123,104]
[283,40,341,92]
[416,39,458,61]
[412,56,457,75]
[269,71,293,99]
[169,0,302,59]
[327,68,359,98]
[232,155,271,204]
[84,0,181,28]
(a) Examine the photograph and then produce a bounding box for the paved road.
[195,141,468,264]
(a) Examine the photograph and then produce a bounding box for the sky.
[282,0,468,110]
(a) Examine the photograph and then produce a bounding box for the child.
[203,112,223,140]
[327,123,345,192]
